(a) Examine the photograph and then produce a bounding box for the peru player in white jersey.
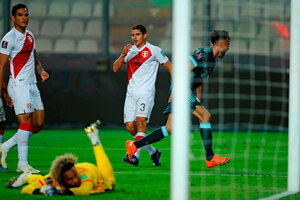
[113,25,173,166]
[0,4,49,173]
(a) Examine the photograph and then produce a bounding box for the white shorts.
[0,99,6,122]
[8,82,44,115]
[123,94,155,123]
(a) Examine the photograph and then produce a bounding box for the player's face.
[62,167,81,188]
[217,38,230,58]
[131,29,147,49]
[12,8,29,31]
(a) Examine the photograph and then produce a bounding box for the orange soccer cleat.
[125,140,138,162]
[206,154,230,168]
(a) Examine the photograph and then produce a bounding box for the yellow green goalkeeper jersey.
[22,162,114,195]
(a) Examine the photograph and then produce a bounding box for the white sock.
[16,129,31,167]
[0,135,3,143]
[135,132,156,156]
[2,133,18,152]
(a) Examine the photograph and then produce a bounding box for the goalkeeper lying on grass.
[6,120,115,196]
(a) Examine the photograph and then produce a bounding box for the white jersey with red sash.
[124,42,169,96]
[0,27,37,86]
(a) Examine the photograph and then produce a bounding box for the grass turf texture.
[0,129,299,200]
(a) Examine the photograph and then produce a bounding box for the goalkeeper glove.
[40,185,73,196]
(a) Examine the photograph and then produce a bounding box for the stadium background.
[0,0,290,132]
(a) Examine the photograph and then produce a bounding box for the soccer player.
[113,24,173,166]
[126,30,231,168]
[6,120,116,196]
[0,3,49,173]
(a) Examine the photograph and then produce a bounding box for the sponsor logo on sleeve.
[1,41,8,49]
[196,52,204,59]
[160,50,166,57]
[80,174,88,180]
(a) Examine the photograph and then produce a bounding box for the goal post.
[288,0,300,193]
[171,0,191,200]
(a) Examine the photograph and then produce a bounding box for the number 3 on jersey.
[139,103,145,112]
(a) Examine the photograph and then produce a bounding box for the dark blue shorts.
[163,94,203,115]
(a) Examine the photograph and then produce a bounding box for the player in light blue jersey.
[126,30,231,168]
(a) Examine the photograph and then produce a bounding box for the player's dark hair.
[210,30,230,44]
[12,3,28,16]
[132,24,147,34]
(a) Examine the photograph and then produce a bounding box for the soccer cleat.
[151,149,161,166]
[84,120,101,146]
[16,164,40,173]
[0,144,8,170]
[6,172,32,188]
[123,155,139,166]
[0,164,6,170]
[206,154,230,168]
[125,140,137,162]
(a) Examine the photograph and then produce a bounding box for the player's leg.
[135,95,163,165]
[193,105,230,168]
[6,172,36,188]
[30,84,45,134]
[124,121,140,165]
[123,95,140,165]
[135,116,161,166]
[126,103,172,162]
[10,84,40,173]
[193,105,214,159]
[31,109,44,134]
[16,84,45,172]
[15,113,41,173]
[135,114,172,149]
[84,121,115,190]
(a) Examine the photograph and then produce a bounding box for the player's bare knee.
[33,122,44,130]
[136,118,147,130]
[126,123,136,134]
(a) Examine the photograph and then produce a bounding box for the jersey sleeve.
[0,34,14,55]
[153,47,169,64]
[124,47,134,64]
[124,54,129,64]
[69,172,94,195]
[189,48,206,68]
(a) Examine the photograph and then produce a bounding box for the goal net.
[184,0,292,199]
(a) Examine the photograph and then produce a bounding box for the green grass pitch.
[0,128,299,200]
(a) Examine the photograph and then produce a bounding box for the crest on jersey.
[196,52,204,59]
[1,41,8,49]
[141,51,149,58]
[27,35,33,43]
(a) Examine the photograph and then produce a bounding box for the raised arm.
[113,44,132,72]
[34,50,49,82]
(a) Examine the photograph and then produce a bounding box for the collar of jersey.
[133,41,149,52]
[13,27,27,35]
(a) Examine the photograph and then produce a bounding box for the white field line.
[28,146,288,153]
[2,169,288,178]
